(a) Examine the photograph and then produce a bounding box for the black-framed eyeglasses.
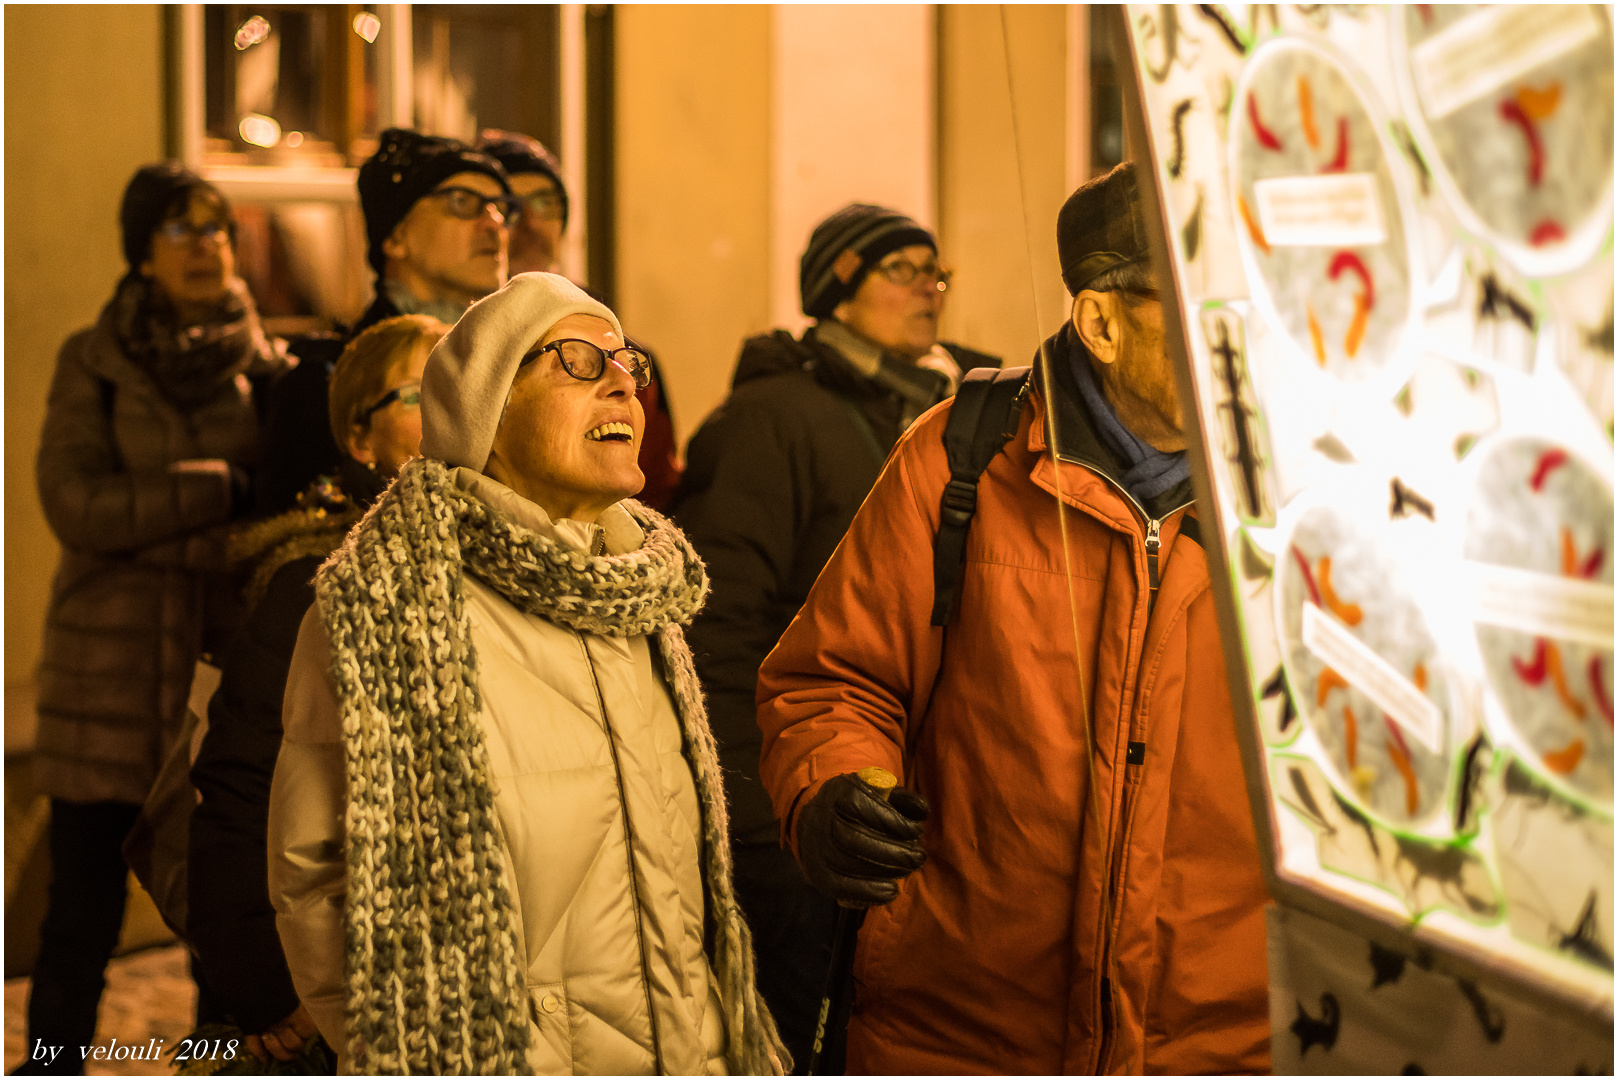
[360,382,422,424]
[512,190,565,223]
[429,186,520,224]
[521,339,653,389]
[156,219,233,246]
[873,255,953,293]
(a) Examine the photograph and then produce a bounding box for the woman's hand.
[246,1003,319,1062]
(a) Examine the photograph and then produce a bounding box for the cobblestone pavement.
[5,944,196,1075]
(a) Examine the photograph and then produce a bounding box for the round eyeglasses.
[521,339,653,389]
[360,382,421,424]
[430,186,520,224]
[156,219,233,246]
[873,256,953,293]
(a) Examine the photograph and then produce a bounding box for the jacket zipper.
[1052,450,1191,1072]
[580,632,666,1074]
[1144,518,1163,615]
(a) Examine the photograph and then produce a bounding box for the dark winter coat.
[35,297,285,805]
[188,461,377,1032]
[671,326,998,847]
[253,292,401,517]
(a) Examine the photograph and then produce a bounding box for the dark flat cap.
[1057,161,1148,294]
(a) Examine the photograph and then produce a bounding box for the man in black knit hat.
[671,202,998,1072]
[256,129,513,515]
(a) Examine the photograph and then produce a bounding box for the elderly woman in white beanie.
[267,273,788,1075]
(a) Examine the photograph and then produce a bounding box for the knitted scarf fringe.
[315,458,789,1075]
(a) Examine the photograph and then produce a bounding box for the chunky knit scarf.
[314,457,788,1075]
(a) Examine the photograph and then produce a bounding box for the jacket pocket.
[527,982,573,1075]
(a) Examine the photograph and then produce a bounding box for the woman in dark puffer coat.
[25,162,287,1072]
[186,314,445,1067]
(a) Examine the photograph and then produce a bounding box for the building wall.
[617,4,1075,444]
[937,4,1074,368]
[767,4,936,334]
[4,5,166,748]
[613,4,773,448]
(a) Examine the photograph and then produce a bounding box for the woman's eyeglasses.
[873,256,953,293]
[156,219,233,246]
[521,339,653,389]
[360,382,421,423]
[429,186,521,224]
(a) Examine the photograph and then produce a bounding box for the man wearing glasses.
[475,129,568,277]
[257,129,514,515]
[671,203,998,1071]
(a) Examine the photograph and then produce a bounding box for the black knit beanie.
[1056,161,1149,294]
[799,203,936,319]
[357,128,511,276]
[120,162,225,270]
[476,129,570,228]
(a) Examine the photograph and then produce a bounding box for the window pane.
[411,5,560,147]
[204,4,378,165]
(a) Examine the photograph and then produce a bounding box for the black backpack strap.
[930,366,1031,626]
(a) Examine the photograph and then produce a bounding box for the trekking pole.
[806,766,896,1076]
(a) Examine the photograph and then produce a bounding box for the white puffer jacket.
[268,470,728,1074]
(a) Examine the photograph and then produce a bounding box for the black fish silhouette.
[1559,890,1614,970]
[1262,666,1297,733]
[1457,979,1506,1043]
[1369,942,1406,989]
[1290,992,1340,1056]
[1389,477,1434,521]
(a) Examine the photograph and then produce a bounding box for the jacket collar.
[450,466,644,556]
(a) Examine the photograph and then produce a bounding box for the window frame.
[165,3,590,280]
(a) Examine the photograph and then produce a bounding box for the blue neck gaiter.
[1067,335,1190,507]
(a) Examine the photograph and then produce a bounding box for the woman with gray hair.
[267,273,787,1075]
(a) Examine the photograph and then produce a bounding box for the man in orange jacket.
[755,162,1272,1074]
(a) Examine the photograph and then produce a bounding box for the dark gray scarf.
[110,273,279,412]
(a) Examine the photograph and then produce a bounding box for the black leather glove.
[795,771,930,908]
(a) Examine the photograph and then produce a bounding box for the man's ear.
[381,220,410,263]
[1073,290,1121,366]
[832,248,863,284]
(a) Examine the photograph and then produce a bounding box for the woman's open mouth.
[584,422,633,442]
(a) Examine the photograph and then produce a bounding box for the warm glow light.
[284,131,305,148]
[353,12,381,43]
[234,15,271,50]
[239,113,282,148]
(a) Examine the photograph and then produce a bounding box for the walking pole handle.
[807,767,898,1074]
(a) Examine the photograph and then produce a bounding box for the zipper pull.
[1145,518,1162,612]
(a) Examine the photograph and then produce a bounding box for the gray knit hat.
[799,203,936,318]
[419,271,624,471]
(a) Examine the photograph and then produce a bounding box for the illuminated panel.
[1123,2,1614,1027]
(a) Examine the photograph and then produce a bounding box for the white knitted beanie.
[419,271,624,470]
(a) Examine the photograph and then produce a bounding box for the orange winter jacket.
[756,339,1271,1075]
